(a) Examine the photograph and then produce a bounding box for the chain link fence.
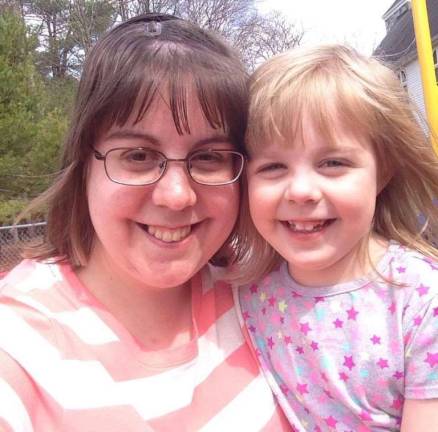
[0,222,46,273]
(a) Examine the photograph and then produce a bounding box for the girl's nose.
[284,173,322,204]
[152,165,197,210]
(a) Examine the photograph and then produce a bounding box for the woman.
[0,14,290,431]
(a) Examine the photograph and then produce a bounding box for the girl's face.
[84,95,240,291]
[247,117,386,287]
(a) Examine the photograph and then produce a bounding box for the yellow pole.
[411,0,438,154]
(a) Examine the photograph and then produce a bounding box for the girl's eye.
[320,159,346,168]
[257,162,287,173]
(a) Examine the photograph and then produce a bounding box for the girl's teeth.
[288,220,327,232]
[147,225,191,242]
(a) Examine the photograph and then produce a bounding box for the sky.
[258,0,397,54]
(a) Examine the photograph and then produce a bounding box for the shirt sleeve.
[403,278,438,399]
[0,349,36,432]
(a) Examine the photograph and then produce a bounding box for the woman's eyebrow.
[103,130,160,145]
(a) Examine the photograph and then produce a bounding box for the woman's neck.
[76,251,193,351]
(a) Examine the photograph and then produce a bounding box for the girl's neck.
[288,235,389,288]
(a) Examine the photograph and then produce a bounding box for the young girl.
[238,44,438,431]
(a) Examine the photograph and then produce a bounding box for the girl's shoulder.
[385,242,438,282]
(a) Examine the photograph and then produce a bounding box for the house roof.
[375,0,438,65]
[382,0,407,20]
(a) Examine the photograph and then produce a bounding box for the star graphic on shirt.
[343,355,356,370]
[314,296,325,304]
[324,389,334,399]
[396,266,406,273]
[324,416,338,428]
[284,335,292,345]
[391,396,404,410]
[377,358,389,369]
[242,311,250,320]
[388,302,396,315]
[259,292,267,302]
[278,300,288,313]
[310,341,319,351]
[425,352,438,368]
[296,383,309,395]
[279,383,289,395]
[314,426,322,432]
[333,318,344,328]
[339,372,349,382]
[347,306,359,320]
[359,410,372,421]
[433,307,438,317]
[416,284,430,297]
[393,370,404,380]
[248,324,256,333]
[296,346,304,354]
[413,316,422,326]
[291,290,302,298]
[370,334,381,345]
[300,322,311,335]
[249,284,258,294]
[268,295,276,307]
[267,336,275,349]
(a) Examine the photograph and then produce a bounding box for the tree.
[0,9,67,224]
[22,0,303,75]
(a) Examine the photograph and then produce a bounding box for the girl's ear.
[377,164,394,195]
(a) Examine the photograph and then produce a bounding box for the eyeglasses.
[92,147,245,186]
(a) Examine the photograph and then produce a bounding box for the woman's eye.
[122,149,157,163]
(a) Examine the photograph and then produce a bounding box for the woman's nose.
[152,164,197,210]
[284,172,322,204]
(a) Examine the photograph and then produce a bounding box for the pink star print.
[370,335,381,345]
[347,306,359,320]
[300,322,311,335]
[284,335,292,345]
[377,358,389,369]
[434,307,438,317]
[339,372,349,382]
[333,318,343,328]
[310,341,319,351]
[242,311,250,320]
[249,284,258,294]
[425,352,438,368]
[343,355,356,370]
[280,383,289,395]
[391,396,404,410]
[268,295,276,306]
[296,346,304,354]
[325,416,338,428]
[248,325,256,333]
[314,296,325,303]
[291,291,302,298]
[416,284,430,296]
[296,383,309,395]
[267,337,275,349]
[393,371,404,380]
[359,410,372,421]
[413,316,423,326]
[388,302,396,314]
[396,266,406,273]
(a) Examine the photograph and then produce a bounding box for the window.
[398,69,407,89]
[433,48,437,83]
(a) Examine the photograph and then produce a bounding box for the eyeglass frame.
[92,147,246,186]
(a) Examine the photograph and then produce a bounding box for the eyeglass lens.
[104,148,243,185]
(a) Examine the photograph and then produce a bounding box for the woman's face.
[85,95,240,291]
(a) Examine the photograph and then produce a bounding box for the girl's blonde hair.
[237,44,438,283]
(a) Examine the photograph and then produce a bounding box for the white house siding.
[405,59,427,116]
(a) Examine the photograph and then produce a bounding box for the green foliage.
[0,10,69,225]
